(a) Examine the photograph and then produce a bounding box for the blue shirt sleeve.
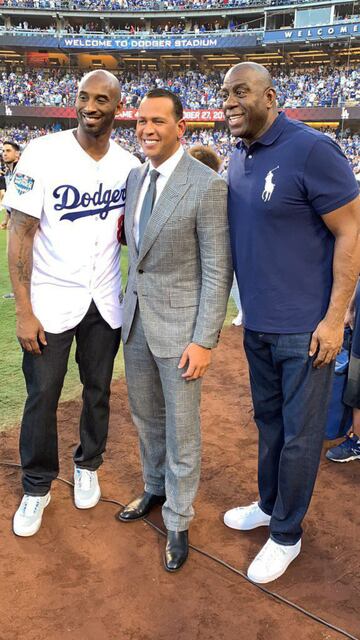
[303,136,359,216]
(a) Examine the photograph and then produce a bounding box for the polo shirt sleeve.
[2,140,45,219]
[303,136,359,216]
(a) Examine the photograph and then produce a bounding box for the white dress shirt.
[133,144,184,249]
[4,129,140,333]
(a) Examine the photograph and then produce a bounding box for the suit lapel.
[138,152,191,263]
[125,163,148,256]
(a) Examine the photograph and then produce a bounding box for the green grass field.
[0,226,237,431]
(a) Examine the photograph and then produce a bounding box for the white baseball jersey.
[4,129,140,333]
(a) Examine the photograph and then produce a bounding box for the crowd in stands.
[276,67,360,107]
[1,123,359,177]
[0,67,359,109]
[0,0,324,10]
[1,67,360,108]
[7,17,247,33]
[323,129,360,174]
[60,18,239,34]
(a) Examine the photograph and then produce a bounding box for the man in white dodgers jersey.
[4,70,140,537]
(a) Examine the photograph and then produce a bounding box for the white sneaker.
[74,467,101,509]
[247,538,301,583]
[224,501,271,530]
[13,493,51,537]
[232,312,243,326]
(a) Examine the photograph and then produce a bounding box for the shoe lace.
[235,501,259,512]
[256,541,290,568]
[21,495,41,517]
[339,434,359,450]
[75,469,95,491]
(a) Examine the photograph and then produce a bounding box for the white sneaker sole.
[247,545,301,584]
[327,455,360,463]
[13,493,51,537]
[74,488,101,510]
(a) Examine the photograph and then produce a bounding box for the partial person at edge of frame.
[326,277,360,463]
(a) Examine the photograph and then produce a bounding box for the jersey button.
[138,269,144,274]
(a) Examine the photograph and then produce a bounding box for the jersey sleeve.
[2,140,45,219]
[128,152,142,170]
[303,136,359,216]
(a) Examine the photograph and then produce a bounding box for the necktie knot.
[149,169,160,183]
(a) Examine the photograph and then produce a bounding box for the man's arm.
[179,175,233,381]
[310,196,360,367]
[8,209,47,355]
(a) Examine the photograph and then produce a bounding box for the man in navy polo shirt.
[221,62,360,583]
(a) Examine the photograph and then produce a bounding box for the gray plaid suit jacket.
[122,151,233,358]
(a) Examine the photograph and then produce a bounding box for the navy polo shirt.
[228,112,359,333]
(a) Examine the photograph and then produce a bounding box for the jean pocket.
[276,332,312,358]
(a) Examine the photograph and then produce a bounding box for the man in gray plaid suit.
[118,88,232,572]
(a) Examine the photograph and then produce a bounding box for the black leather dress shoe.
[164,530,188,572]
[117,491,166,522]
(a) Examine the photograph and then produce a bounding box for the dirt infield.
[0,327,359,640]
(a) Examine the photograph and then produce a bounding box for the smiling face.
[75,72,122,138]
[221,64,277,145]
[136,96,186,167]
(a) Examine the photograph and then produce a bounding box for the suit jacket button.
[133,290,137,295]
[138,269,144,274]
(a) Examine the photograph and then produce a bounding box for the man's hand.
[344,306,355,330]
[309,319,344,368]
[178,343,212,380]
[16,312,47,355]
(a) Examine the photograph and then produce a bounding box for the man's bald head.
[75,69,123,140]
[224,62,273,90]
[220,61,278,144]
[78,69,121,102]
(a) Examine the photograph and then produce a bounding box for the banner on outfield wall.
[0,31,258,50]
[264,21,360,43]
[0,105,227,121]
[1,105,359,122]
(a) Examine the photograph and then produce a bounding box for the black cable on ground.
[0,461,358,640]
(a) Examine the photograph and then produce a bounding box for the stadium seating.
[1,67,359,109]
[0,124,359,176]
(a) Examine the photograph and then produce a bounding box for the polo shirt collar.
[237,111,287,151]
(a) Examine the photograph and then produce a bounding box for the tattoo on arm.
[9,210,39,285]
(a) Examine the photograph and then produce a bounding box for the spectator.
[326,279,360,462]
[188,143,222,172]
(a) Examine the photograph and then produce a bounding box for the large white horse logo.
[262,166,279,202]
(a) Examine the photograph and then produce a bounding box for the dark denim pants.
[20,301,121,496]
[244,329,334,545]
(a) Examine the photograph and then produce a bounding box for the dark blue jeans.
[244,329,334,545]
[20,301,121,496]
